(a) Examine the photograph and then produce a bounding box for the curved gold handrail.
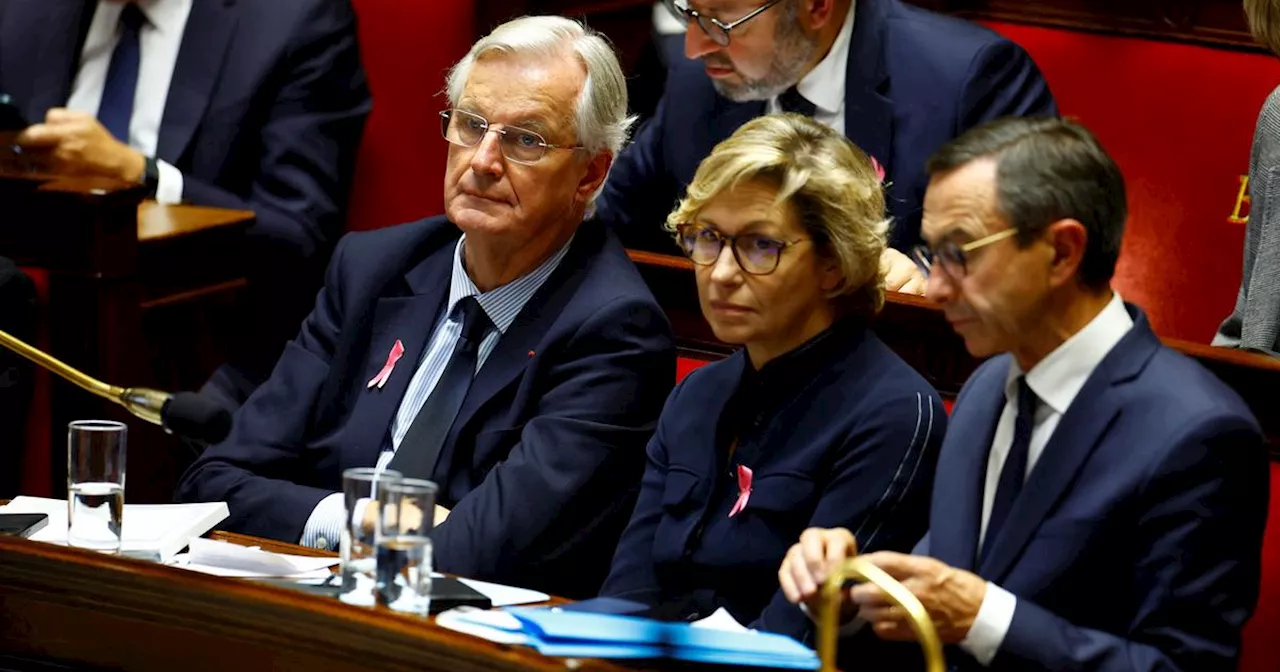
[819,556,945,672]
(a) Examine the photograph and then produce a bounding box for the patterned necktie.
[98,3,146,143]
[980,376,1037,564]
[388,297,493,480]
[777,86,817,118]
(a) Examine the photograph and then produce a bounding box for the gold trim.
[819,556,945,672]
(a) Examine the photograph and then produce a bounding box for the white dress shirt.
[299,235,574,550]
[764,1,855,135]
[959,292,1134,665]
[65,0,191,204]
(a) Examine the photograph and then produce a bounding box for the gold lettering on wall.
[1229,175,1251,224]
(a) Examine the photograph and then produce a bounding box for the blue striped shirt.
[300,234,573,550]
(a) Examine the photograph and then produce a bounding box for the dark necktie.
[777,86,817,118]
[388,296,493,481]
[98,3,145,143]
[980,376,1037,564]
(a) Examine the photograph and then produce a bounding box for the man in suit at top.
[0,0,372,408]
[176,16,677,599]
[778,117,1270,670]
[597,0,1057,294]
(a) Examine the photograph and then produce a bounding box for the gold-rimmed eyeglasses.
[439,109,583,165]
[662,0,783,47]
[910,228,1018,280]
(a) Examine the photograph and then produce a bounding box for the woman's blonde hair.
[1246,0,1280,56]
[665,113,890,317]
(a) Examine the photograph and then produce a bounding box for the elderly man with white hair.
[176,16,677,599]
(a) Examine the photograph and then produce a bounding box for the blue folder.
[508,608,821,669]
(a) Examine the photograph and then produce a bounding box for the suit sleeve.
[594,95,678,234]
[752,391,948,641]
[993,415,1268,672]
[173,236,352,541]
[180,0,370,262]
[431,295,676,580]
[597,378,689,602]
[955,38,1057,131]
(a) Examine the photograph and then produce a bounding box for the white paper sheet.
[1,496,228,562]
[436,607,531,644]
[167,537,338,578]
[692,607,751,633]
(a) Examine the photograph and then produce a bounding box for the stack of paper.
[439,607,821,669]
[0,496,228,563]
[169,538,338,579]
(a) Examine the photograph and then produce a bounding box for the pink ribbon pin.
[870,155,886,184]
[728,464,753,518]
[366,339,405,390]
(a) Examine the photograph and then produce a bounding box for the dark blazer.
[917,307,1268,671]
[0,257,34,499]
[601,320,945,641]
[175,217,677,599]
[597,0,1057,253]
[0,0,372,400]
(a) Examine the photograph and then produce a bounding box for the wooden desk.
[628,250,1280,458]
[1,172,253,501]
[0,533,632,672]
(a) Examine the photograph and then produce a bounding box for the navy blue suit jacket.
[601,321,945,641]
[175,217,677,599]
[917,307,1268,671]
[597,0,1057,253]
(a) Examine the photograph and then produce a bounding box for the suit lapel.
[928,361,1006,572]
[978,308,1161,583]
[156,0,237,162]
[841,0,893,174]
[2,0,90,120]
[339,244,453,471]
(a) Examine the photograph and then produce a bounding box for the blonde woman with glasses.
[598,113,945,639]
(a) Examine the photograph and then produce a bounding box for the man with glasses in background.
[176,16,676,600]
[599,0,1057,294]
[778,116,1268,671]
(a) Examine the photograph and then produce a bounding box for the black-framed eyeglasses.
[676,223,806,275]
[910,228,1018,280]
[439,109,583,165]
[662,0,783,47]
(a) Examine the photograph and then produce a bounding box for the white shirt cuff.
[300,492,344,550]
[959,582,1017,666]
[154,159,183,204]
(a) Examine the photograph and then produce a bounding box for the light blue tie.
[97,3,145,143]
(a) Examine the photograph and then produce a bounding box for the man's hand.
[850,551,987,643]
[15,108,145,182]
[881,248,926,295]
[779,527,860,620]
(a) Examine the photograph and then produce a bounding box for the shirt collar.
[129,0,189,35]
[794,1,854,116]
[446,234,574,334]
[1005,291,1135,414]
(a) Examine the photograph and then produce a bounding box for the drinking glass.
[67,420,127,553]
[375,478,438,615]
[338,467,402,606]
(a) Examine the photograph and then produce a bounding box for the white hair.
[446,15,635,159]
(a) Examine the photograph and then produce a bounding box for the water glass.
[375,478,438,615]
[67,420,127,553]
[338,467,402,607]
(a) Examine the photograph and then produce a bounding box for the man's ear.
[1045,219,1087,289]
[577,151,613,204]
[801,0,841,30]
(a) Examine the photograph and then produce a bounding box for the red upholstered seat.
[346,0,476,231]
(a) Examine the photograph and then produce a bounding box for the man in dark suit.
[779,117,1269,670]
[0,257,35,499]
[176,16,676,599]
[599,0,1056,293]
[0,0,372,407]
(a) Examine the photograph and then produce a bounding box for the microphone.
[0,328,232,445]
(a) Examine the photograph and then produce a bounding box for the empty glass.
[375,478,438,615]
[67,420,127,553]
[338,467,402,607]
